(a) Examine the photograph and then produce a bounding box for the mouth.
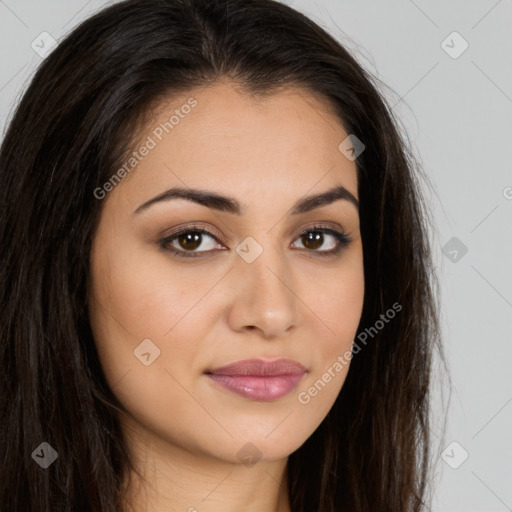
[204,358,307,401]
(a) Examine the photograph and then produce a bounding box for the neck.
[117,419,292,512]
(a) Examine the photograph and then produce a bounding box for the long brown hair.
[0,0,449,510]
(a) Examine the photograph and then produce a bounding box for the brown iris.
[178,232,202,251]
[301,231,323,250]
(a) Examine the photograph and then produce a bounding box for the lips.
[207,358,307,376]
[204,358,307,401]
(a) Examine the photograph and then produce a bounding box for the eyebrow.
[133,184,359,216]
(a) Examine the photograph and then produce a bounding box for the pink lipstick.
[205,358,307,401]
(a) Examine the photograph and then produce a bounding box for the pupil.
[180,232,201,250]
[303,232,322,249]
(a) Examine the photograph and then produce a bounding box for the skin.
[88,79,365,512]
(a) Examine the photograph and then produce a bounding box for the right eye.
[159,226,226,258]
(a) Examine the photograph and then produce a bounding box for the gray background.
[1,0,511,510]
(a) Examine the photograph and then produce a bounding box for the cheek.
[305,250,365,345]
[296,254,364,410]
[88,243,215,433]
[90,238,206,337]
[88,240,221,383]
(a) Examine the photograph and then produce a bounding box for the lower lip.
[205,373,305,401]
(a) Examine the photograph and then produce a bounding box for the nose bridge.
[229,233,301,335]
[238,231,290,290]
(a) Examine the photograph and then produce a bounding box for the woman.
[0,0,448,510]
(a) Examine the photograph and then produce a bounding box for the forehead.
[111,80,358,208]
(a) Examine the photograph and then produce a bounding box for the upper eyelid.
[162,223,347,240]
[162,224,224,244]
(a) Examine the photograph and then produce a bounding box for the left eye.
[160,226,351,258]
[292,228,345,252]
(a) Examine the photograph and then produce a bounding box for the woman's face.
[88,80,364,465]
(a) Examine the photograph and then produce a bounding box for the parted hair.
[0,0,448,510]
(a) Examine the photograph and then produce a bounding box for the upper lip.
[206,358,307,376]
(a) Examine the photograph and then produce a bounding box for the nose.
[225,240,303,339]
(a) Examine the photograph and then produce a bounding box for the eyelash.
[159,224,353,259]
